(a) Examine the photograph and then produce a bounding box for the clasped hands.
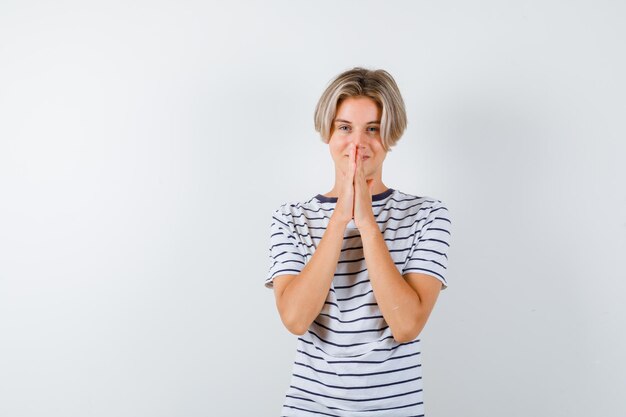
[334,143,378,232]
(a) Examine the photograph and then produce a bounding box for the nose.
[351,131,367,150]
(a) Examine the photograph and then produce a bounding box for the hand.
[353,147,377,231]
[333,143,357,226]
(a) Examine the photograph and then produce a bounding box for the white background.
[1,1,624,416]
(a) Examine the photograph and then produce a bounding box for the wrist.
[329,212,350,229]
[358,219,380,235]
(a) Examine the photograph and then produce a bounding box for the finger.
[350,143,359,178]
[349,143,356,180]
[346,145,354,183]
[356,147,365,179]
[355,169,366,202]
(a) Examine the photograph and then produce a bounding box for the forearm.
[279,214,347,334]
[359,224,423,342]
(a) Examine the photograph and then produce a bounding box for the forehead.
[334,96,381,122]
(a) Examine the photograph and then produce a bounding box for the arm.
[351,146,447,342]
[359,224,443,343]
[272,214,348,335]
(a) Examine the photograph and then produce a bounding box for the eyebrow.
[334,119,381,125]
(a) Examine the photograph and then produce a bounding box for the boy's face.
[328,96,387,179]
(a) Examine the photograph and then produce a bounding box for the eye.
[338,125,350,131]
[367,127,379,132]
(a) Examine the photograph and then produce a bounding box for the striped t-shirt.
[266,188,452,417]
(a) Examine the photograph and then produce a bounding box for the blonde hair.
[313,67,407,152]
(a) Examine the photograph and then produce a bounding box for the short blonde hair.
[314,67,407,152]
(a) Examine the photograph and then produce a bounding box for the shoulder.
[391,190,448,214]
[270,196,322,225]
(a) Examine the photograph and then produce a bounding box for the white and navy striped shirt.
[266,188,452,417]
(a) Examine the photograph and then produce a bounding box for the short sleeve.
[265,207,306,289]
[402,200,452,290]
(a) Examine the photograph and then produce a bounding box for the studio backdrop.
[0,1,624,416]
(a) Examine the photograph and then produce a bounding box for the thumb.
[367,179,374,194]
